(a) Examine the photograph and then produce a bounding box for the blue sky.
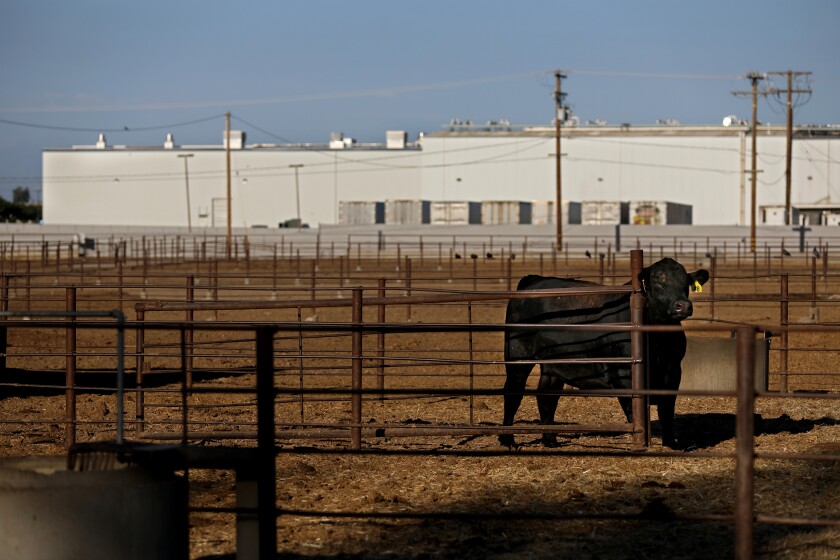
[1,0,838,199]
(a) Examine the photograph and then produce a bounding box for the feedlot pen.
[1,236,840,559]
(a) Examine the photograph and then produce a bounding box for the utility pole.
[289,164,304,232]
[177,153,194,233]
[767,71,812,225]
[225,111,232,259]
[733,72,765,253]
[554,71,567,251]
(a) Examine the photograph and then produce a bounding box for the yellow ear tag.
[692,280,703,293]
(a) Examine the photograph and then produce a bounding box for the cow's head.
[638,258,709,323]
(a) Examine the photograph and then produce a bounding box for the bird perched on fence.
[486,252,494,259]
[813,247,821,258]
[585,250,592,258]
[782,248,791,256]
[455,253,462,259]
[470,254,478,259]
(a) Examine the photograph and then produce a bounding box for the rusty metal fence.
[4,314,838,559]
[1,245,840,559]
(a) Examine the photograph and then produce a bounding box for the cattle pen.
[0,229,839,560]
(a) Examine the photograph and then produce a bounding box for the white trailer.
[385,200,430,225]
[339,201,384,225]
[628,201,693,225]
[481,201,532,225]
[430,201,481,225]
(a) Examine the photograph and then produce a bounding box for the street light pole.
[289,164,304,232]
[178,154,194,233]
[225,111,232,259]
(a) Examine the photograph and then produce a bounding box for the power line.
[767,71,813,224]
[36,149,748,186]
[232,114,552,170]
[0,114,224,133]
[2,69,741,116]
[565,69,736,80]
[0,73,544,114]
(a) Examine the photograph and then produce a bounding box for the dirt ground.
[1,255,840,559]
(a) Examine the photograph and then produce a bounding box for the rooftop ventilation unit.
[329,132,345,149]
[386,130,407,149]
[223,130,246,149]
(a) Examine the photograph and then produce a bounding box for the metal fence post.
[780,274,789,392]
[629,250,648,447]
[65,286,77,449]
[468,301,475,425]
[405,257,412,321]
[25,261,31,312]
[186,275,194,388]
[0,275,8,374]
[735,326,757,560]
[710,255,717,320]
[351,288,363,450]
[598,253,605,284]
[255,326,277,559]
[135,308,146,434]
[377,278,386,401]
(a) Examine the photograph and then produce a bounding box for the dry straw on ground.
[1,256,839,559]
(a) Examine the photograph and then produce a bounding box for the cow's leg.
[656,397,678,449]
[651,354,682,449]
[536,373,564,446]
[617,396,634,423]
[500,363,532,446]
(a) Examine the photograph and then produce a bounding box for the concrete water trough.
[0,453,187,560]
[682,333,769,392]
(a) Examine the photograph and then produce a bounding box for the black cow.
[501,257,709,448]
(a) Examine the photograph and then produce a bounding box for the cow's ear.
[690,269,710,287]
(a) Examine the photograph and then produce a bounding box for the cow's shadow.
[670,413,840,450]
[495,413,840,451]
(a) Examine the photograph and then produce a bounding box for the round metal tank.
[0,455,188,560]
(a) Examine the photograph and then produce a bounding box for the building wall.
[793,138,840,203]
[418,133,746,223]
[564,135,739,215]
[43,150,200,226]
[42,126,840,227]
[44,145,424,227]
[421,128,840,226]
[419,135,551,202]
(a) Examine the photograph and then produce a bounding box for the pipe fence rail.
[1,244,840,559]
[3,315,839,559]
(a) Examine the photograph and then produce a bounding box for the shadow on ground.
[195,413,840,560]
[674,412,840,450]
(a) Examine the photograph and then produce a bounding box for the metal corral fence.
[1,243,840,558]
[0,236,838,394]
[2,222,840,267]
[2,310,838,559]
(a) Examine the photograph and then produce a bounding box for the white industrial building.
[42,121,840,227]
